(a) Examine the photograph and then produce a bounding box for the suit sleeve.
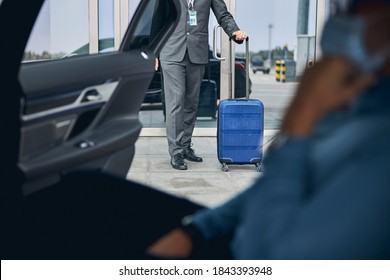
[211,0,240,38]
[191,183,259,240]
[190,139,309,241]
[192,134,390,259]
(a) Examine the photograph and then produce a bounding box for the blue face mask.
[321,13,390,73]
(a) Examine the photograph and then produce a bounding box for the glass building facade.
[23,0,327,135]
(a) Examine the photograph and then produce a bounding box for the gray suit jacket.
[159,0,240,64]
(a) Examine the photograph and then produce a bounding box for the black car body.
[65,42,252,105]
[144,50,252,104]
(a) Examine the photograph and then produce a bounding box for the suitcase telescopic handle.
[229,36,250,100]
[245,37,250,100]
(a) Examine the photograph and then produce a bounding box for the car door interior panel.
[13,0,180,195]
[18,52,154,193]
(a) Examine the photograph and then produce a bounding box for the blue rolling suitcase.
[217,38,264,172]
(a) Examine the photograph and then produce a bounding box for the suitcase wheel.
[222,163,229,172]
[256,163,263,172]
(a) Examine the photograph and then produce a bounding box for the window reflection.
[129,0,141,22]
[20,0,321,132]
[231,0,318,130]
[128,0,173,50]
[139,0,319,132]
[235,0,317,64]
[99,0,114,52]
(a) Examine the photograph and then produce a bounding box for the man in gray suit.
[157,0,248,170]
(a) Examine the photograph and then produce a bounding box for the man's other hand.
[146,228,193,259]
[155,58,159,71]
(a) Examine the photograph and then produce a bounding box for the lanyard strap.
[188,0,194,11]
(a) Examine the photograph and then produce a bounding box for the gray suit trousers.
[161,53,206,157]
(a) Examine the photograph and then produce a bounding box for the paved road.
[248,71,298,129]
[250,71,297,111]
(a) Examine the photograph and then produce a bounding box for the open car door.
[15,0,178,195]
[0,0,179,258]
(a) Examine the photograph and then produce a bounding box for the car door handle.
[82,89,103,102]
[76,140,95,149]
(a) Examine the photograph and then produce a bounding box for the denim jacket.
[192,77,390,259]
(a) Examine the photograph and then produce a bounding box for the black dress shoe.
[171,153,187,170]
[183,146,203,162]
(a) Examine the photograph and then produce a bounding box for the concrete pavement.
[128,73,296,207]
[127,134,277,207]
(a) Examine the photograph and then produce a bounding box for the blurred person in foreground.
[147,0,390,259]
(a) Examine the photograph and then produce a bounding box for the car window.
[23,0,90,62]
[23,0,174,63]
[23,0,163,63]
[125,0,176,51]
[127,0,156,50]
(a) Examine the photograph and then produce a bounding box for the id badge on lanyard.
[189,11,197,26]
[188,0,197,26]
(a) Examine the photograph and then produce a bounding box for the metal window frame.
[315,0,328,60]
[114,0,129,50]
[89,0,129,54]
[89,0,99,54]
